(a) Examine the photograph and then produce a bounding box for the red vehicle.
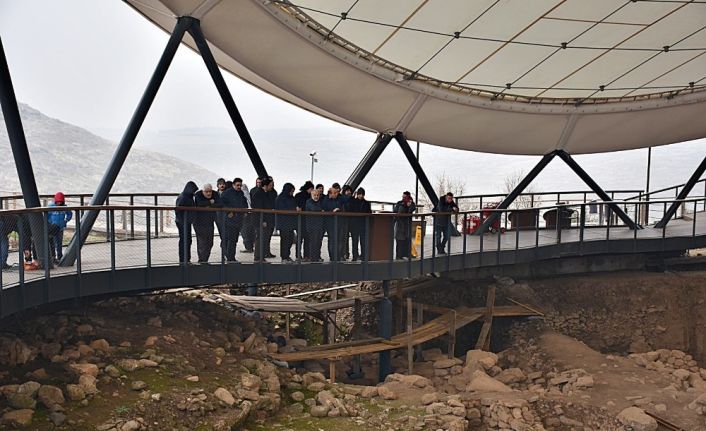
[464,202,504,234]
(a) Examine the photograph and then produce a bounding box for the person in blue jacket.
[47,192,72,262]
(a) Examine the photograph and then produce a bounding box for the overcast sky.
[0,0,338,132]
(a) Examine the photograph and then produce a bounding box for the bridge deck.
[1,213,705,319]
[2,214,703,286]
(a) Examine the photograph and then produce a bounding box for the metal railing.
[2,196,706,300]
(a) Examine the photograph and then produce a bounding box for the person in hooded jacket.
[345,187,372,261]
[220,178,249,262]
[393,191,416,259]
[193,183,222,263]
[305,189,325,262]
[294,181,314,259]
[275,183,297,262]
[264,176,278,258]
[47,192,72,262]
[175,181,198,263]
[322,187,343,261]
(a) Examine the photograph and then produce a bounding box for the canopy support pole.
[0,37,49,267]
[556,151,640,230]
[475,152,557,235]
[62,16,269,265]
[60,17,192,266]
[188,19,268,178]
[345,133,393,190]
[654,155,706,229]
[378,280,392,382]
[394,132,439,209]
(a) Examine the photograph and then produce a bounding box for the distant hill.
[0,104,218,196]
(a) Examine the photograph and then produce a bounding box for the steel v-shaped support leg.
[62,16,270,265]
[474,151,557,235]
[188,19,268,177]
[61,17,192,266]
[394,132,439,209]
[654,155,706,229]
[556,151,640,230]
[0,37,49,267]
[345,133,394,190]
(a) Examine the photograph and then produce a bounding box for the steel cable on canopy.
[491,1,634,100]
[270,0,706,53]
[413,0,502,76]
[574,23,706,105]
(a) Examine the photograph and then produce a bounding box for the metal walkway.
[1,197,706,319]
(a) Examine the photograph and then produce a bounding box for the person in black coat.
[294,181,314,259]
[275,183,297,262]
[220,178,249,262]
[251,177,277,261]
[175,181,198,263]
[305,189,325,262]
[193,184,222,263]
[322,187,343,261]
[345,187,372,261]
[340,184,353,260]
[434,192,459,254]
[241,177,261,253]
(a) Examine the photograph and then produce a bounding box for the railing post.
[109,210,116,273]
[42,212,50,295]
[129,196,135,239]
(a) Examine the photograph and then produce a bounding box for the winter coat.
[393,199,416,240]
[251,187,277,225]
[295,190,310,210]
[221,187,249,227]
[275,183,297,232]
[346,198,372,230]
[434,199,459,226]
[193,190,222,227]
[175,181,198,226]
[48,202,72,229]
[322,195,343,231]
[305,198,325,232]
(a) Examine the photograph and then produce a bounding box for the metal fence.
[2,196,706,296]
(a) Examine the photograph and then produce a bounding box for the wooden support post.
[415,303,424,360]
[329,360,336,383]
[396,284,404,334]
[327,289,338,344]
[475,284,497,351]
[407,297,413,374]
[286,286,291,339]
[448,310,456,358]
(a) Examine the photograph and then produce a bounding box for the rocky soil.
[1,270,706,430]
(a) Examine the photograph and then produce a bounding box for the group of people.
[1,192,73,270]
[174,176,461,264]
[0,182,462,271]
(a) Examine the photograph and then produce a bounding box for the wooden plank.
[475,285,496,351]
[415,303,424,360]
[507,297,545,317]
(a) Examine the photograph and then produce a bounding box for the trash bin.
[508,208,539,230]
[543,207,575,229]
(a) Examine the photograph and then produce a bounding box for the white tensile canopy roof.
[125,0,706,155]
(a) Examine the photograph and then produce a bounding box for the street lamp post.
[310,151,318,182]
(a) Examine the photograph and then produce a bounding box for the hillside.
[0,104,218,195]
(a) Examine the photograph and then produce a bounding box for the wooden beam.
[475,284,497,351]
[448,310,457,358]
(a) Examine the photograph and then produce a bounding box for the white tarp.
[125,0,706,155]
